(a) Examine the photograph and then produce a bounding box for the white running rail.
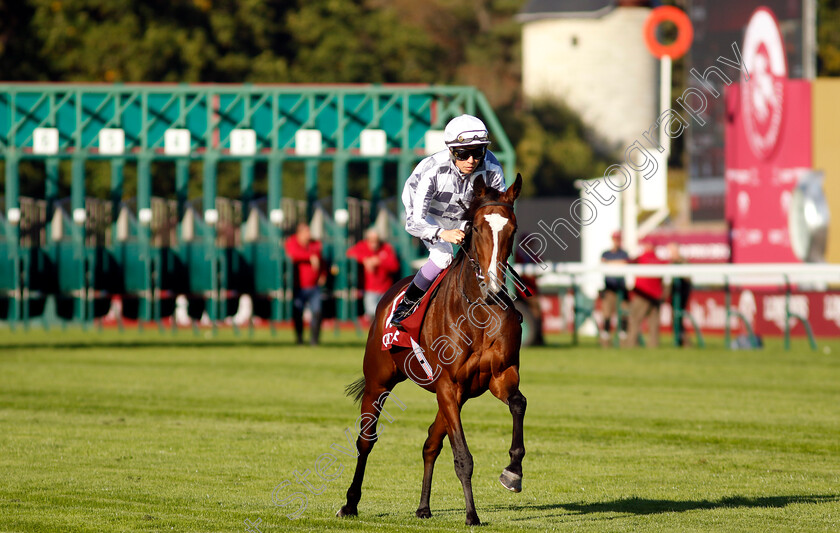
[514,262,840,288]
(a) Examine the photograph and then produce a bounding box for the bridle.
[457,201,515,305]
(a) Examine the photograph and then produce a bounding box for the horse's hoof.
[415,507,432,519]
[465,512,481,526]
[499,468,522,493]
[336,505,357,518]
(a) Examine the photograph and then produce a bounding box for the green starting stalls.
[0,83,515,329]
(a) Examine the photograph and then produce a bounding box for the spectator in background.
[347,227,400,321]
[625,238,665,348]
[600,231,629,347]
[285,222,326,345]
[668,242,693,346]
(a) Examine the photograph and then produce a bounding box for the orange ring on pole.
[644,6,693,59]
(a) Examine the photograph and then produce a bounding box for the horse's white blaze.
[483,213,509,292]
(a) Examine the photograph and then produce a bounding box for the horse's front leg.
[490,368,527,492]
[416,409,447,518]
[437,386,480,526]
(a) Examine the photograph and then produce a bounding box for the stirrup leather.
[390,296,421,329]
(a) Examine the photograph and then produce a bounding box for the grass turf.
[0,328,839,532]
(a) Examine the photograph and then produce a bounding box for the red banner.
[724,80,812,263]
[541,289,840,338]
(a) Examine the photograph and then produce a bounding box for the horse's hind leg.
[416,409,447,519]
[490,369,527,493]
[336,386,390,517]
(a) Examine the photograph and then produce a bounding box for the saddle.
[381,267,450,351]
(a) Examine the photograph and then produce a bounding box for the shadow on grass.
[499,494,839,516]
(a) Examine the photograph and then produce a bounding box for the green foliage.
[818,0,840,75]
[505,101,612,197]
[0,2,47,80]
[5,0,443,84]
[0,0,606,199]
[3,0,836,200]
[286,0,439,83]
[383,0,525,108]
[21,0,293,82]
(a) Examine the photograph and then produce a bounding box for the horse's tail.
[345,376,366,405]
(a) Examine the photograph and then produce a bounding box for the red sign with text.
[542,290,840,338]
[724,80,812,263]
[725,8,812,263]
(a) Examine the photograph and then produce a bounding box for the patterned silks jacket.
[401,150,506,243]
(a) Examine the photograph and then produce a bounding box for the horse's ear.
[504,173,523,203]
[472,176,487,198]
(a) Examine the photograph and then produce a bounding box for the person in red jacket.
[626,238,665,348]
[285,222,326,345]
[346,228,400,320]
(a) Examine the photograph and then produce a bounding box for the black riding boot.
[390,282,426,331]
[292,310,304,345]
[310,312,322,345]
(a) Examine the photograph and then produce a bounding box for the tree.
[21,0,840,200]
[16,0,293,83]
[818,0,840,75]
[508,100,612,198]
[286,0,439,83]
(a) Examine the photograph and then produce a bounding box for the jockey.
[390,114,506,330]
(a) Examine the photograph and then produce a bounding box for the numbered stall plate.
[424,130,446,155]
[269,209,284,225]
[360,129,387,156]
[334,208,350,226]
[72,208,86,224]
[204,209,219,225]
[230,129,257,156]
[99,128,125,155]
[138,208,153,225]
[164,129,191,156]
[33,127,60,154]
[295,129,322,156]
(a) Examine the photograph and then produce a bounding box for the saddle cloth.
[380,267,450,352]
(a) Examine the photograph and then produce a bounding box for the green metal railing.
[1,83,515,328]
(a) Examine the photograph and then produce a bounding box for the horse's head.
[465,173,523,296]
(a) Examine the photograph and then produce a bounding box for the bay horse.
[337,173,526,526]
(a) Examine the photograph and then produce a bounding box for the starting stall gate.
[0,83,515,329]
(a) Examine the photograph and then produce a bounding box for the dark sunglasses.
[451,146,486,161]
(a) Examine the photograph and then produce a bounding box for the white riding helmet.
[444,115,491,148]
